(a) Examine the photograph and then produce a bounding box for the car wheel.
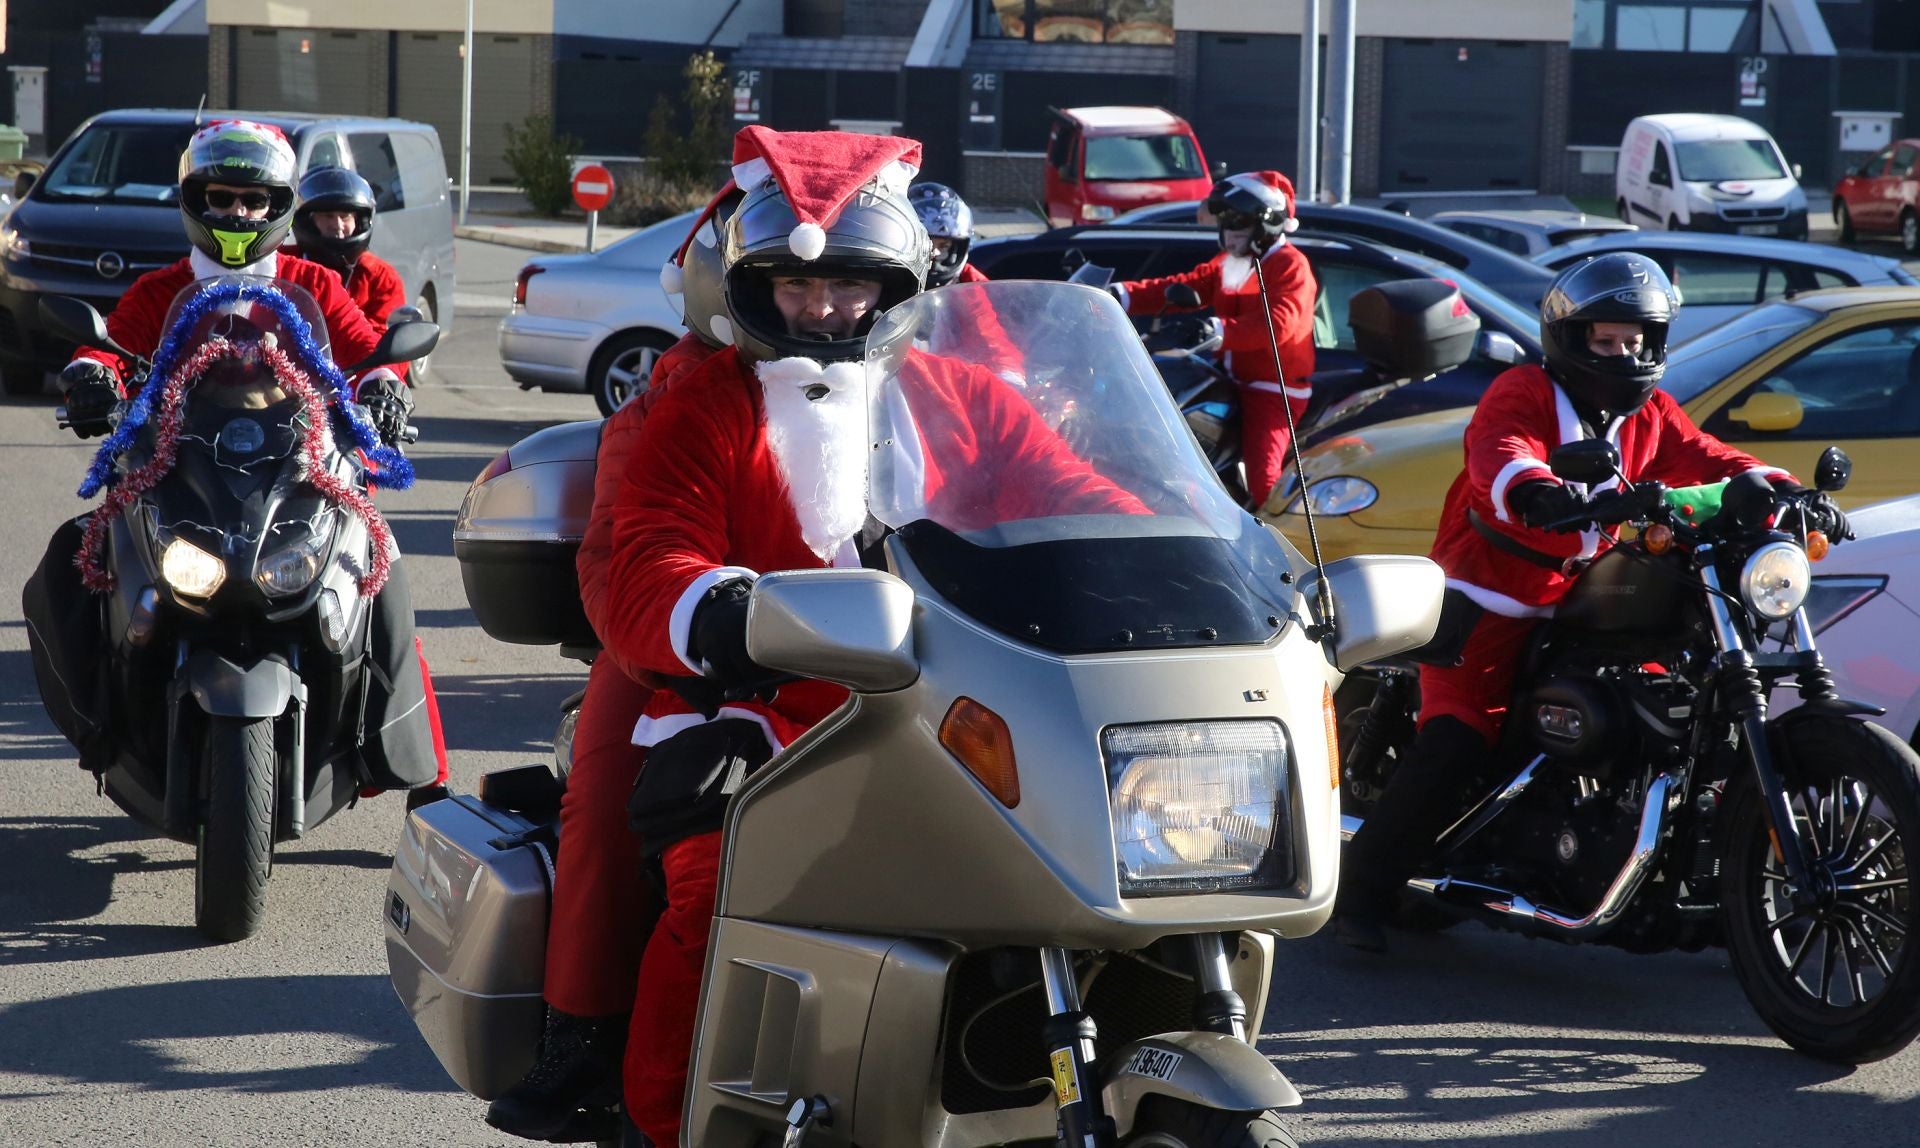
[408,291,437,383]
[1835,201,1856,244]
[1902,210,1919,256]
[590,331,674,417]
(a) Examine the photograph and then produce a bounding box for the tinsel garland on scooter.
[74,279,413,596]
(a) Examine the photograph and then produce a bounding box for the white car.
[498,209,695,415]
[1780,494,1920,747]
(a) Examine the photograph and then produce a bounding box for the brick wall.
[531,34,555,121]
[369,31,392,117]
[1537,42,1571,195]
[209,25,232,107]
[1352,37,1384,199]
[962,151,1048,209]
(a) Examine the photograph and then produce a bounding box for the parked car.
[1782,494,1920,748]
[1534,230,1916,342]
[1265,286,1920,559]
[1107,200,1556,309]
[1043,106,1213,227]
[1430,209,1635,256]
[0,107,455,394]
[1833,138,1920,253]
[969,225,1539,435]
[1616,113,1809,238]
[498,209,695,415]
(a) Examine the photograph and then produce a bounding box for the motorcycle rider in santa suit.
[1330,252,1853,954]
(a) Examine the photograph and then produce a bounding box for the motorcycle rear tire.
[1119,1097,1297,1147]
[1722,715,1920,1064]
[194,716,277,943]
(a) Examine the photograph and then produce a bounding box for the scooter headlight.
[1740,541,1811,621]
[256,535,325,596]
[160,537,226,598]
[1104,721,1292,896]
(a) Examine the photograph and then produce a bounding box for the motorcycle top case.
[385,794,552,1099]
[1349,279,1481,381]
[453,419,600,647]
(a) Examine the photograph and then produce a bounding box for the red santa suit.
[1423,363,1791,741]
[1116,237,1316,505]
[282,245,409,334]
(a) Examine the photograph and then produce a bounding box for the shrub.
[644,51,731,193]
[503,113,582,217]
[604,172,713,228]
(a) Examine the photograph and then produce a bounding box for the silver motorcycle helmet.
[721,174,931,365]
[662,184,746,349]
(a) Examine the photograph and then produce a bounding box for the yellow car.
[1263,286,1920,560]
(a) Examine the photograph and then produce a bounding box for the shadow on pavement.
[428,671,581,757]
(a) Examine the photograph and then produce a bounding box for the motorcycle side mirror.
[39,295,141,363]
[746,568,919,693]
[386,304,427,327]
[1815,445,1852,493]
[1295,554,1445,672]
[343,320,441,375]
[1548,439,1621,486]
[1165,284,1204,310]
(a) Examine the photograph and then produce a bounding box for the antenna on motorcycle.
[193,93,207,129]
[1250,250,1336,645]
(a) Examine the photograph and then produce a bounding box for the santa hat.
[729,126,923,261]
[659,179,738,297]
[1245,170,1302,233]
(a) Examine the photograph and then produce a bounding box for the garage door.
[1379,40,1541,193]
[1191,33,1302,176]
[395,32,535,185]
[233,28,380,117]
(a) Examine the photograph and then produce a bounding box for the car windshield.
[864,280,1304,653]
[602,209,699,268]
[1676,139,1787,182]
[1083,134,1203,181]
[38,122,194,205]
[1662,300,1821,403]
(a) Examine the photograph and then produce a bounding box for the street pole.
[459,0,474,225]
[1326,0,1355,205]
[1297,0,1321,201]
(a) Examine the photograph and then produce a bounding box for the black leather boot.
[485,1008,626,1142]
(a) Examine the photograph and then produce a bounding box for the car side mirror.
[1476,330,1524,365]
[1815,445,1851,492]
[746,568,918,693]
[1548,439,1622,485]
[1296,555,1445,673]
[1165,283,1204,310]
[1792,162,1804,181]
[342,319,441,374]
[1726,390,1804,433]
[13,170,35,200]
[38,295,140,361]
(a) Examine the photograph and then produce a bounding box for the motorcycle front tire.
[193,716,277,942]
[1119,1097,1297,1147]
[1722,714,1920,1064]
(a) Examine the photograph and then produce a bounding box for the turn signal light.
[1322,683,1341,790]
[1806,530,1830,562]
[940,697,1019,808]
[1644,523,1675,555]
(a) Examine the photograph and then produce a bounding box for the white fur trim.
[659,260,684,296]
[1445,577,1557,619]
[1281,217,1300,233]
[1491,456,1554,523]
[708,315,734,346]
[1220,254,1255,292]
[755,357,871,560]
[1245,379,1284,394]
[1551,381,1582,451]
[731,156,772,190]
[873,158,919,194]
[1743,465,1792,482]
[789,221,827,261]
[192,246,279,280]
[668,566,759,675]
[632,706,786,755]
[1283,383,1313,400]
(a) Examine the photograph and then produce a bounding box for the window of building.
[1573,0,1608,48]
[1688,6,1746,51]
[1616,5,1687,51]
[977,0,1173,45]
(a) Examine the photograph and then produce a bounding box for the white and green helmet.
[177,119,298,267]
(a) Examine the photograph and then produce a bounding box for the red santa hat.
[1247,170,1301,233]
[729,126,923,261]
[658,179,739,297]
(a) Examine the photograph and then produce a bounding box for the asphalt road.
[1,239,1915,1146]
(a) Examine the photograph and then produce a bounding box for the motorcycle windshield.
[865,280,1305,654]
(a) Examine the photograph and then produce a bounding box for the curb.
[454,226,588,255]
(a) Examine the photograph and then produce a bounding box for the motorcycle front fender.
[1102,1031,1302,1133]
[184,649,298,718]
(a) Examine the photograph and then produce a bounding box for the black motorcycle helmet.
[177,120,298,268]
[1205,170,1298,253]
[908,182,974,287]
[1539,253,1678,415]
[291,167,377,277]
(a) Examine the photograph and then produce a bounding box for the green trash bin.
[0,126,28,162]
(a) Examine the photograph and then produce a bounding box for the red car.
[1834,138,1920,253]
[1043,106,1214,227]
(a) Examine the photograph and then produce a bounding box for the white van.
[1615,114,1808,239]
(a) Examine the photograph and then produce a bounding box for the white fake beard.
[755,357,871,562]
[1220,254,1255,292]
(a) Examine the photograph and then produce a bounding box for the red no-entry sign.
[572,164,614,213]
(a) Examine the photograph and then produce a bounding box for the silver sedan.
[497,209,695,415]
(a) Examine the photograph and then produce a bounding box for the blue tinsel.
[79,278,416,498]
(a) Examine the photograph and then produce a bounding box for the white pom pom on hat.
[1281,216,1300,233]
[788,221,827,261]
[659,259,684,296]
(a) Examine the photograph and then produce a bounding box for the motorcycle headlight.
[1740,540,1811,621]
[160,537,226,598]
[1303,476,1378,516]
[256,535,325,596]
[1104,720,1292,896]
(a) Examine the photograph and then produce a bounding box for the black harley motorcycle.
[24,278,440,942]
[1339,441,1920,1063]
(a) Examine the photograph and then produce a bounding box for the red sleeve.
[577,403,652,681]
[1120,255,1222,314]
[1265,244,1317,348]
[956,262,990,283]
[1640,390,1795,488]
[359,257,409,334]
[72,264,187,391]
[1462,366,1562,529]
[300,261,404,391]
[599,356,753,677]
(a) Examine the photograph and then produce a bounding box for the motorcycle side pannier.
[453,420,601,648]
[385,792,552,1099]
[1349,279,1482,381]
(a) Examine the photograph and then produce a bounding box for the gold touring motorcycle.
[386,280,1445,1147]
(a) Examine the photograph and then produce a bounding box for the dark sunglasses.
[205,189,273,211]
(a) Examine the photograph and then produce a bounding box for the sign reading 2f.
[733,69,766,123]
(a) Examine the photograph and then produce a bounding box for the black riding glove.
[687,576,762,690]
[356,372,414,448]
[1585,486,1647,527]
[59,359,120,438]
[1512,481,1589,534]
[1787,489,1853,541]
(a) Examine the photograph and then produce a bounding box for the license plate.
[1737,224,1779,235]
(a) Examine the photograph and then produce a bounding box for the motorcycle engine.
[1526,667,1694,777]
